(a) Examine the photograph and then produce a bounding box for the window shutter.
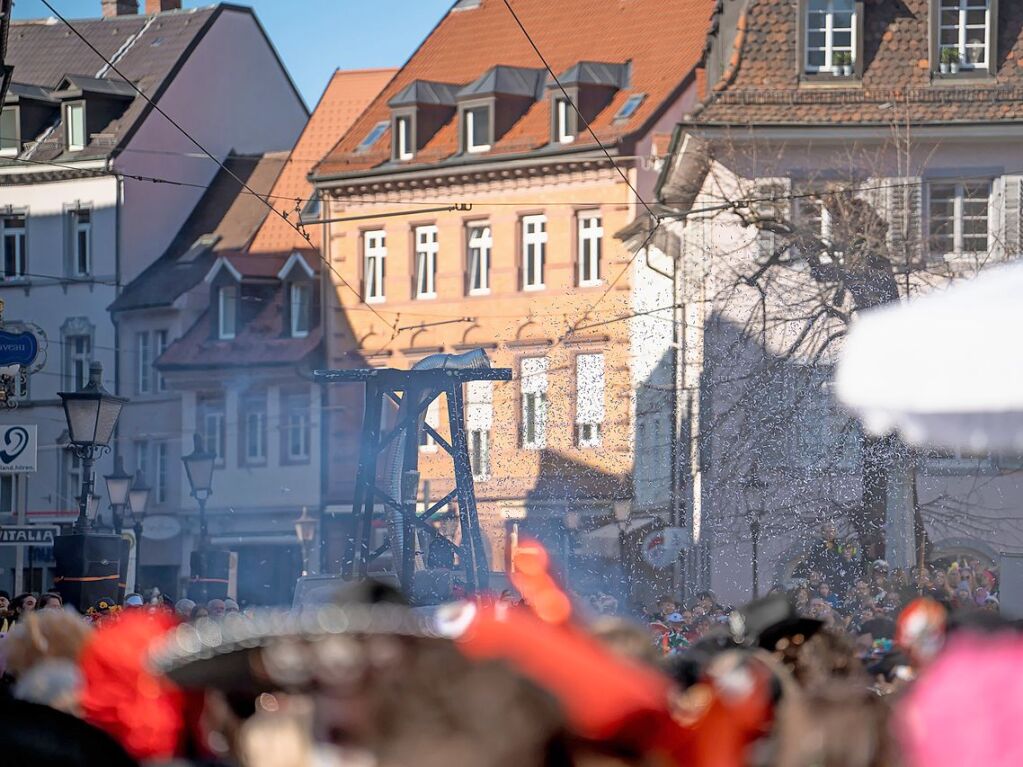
[1001,176,1022,260]
[887,177,923,266]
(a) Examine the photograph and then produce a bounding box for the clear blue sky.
[11,0,454,107]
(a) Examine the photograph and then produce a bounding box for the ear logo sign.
[0,427,30,465]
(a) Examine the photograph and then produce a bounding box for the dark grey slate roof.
[388,80,462,108]
[457,65,547,100]
[556,61,630,89]
[5,82,58,103]
[109,152,286,314]
[1,6,221,165]
[53,74,136,99]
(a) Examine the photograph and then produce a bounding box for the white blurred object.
[836,260,1023,453]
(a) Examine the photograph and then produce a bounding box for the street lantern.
[58,362,126,533]
[182,433,215,498]
[127,470,151,593]
[295,507,317,576]
[77,493,101,523]
[103,455,132,534]
[59,362,126,448]
[744,464,767,598]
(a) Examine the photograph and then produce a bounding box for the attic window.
[290,282,312,338]
[217,285,238,340]
[804,0,856,74]
[0,107,19,155]
[615,94,645,120]
[64,101,86,151]
[554,96,575,144]
[394,114,414,160]
[358,121,389,152]
[464,105,491,153]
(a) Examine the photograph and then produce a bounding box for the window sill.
[578,280,604,289]
[282,457,312,467]
[523,284,546,293]
[242,459,268,469]
[419,445,438,454]
[365,296,386,305]
[414,293,437,301]
[799,74,861,89]
[467,289,491,298]
[931,70,995,85]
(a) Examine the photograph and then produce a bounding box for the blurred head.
[124,594,144,609]
[174,598,196,618]
[819,584,831,598]
[190,605,209,621]
[821,522,837,542]
[206,599,226,619]
[223,598,240,614]
[38,593,62,610]
[0,590,10,611]
[657,596,679,617]
[12,593,37,616]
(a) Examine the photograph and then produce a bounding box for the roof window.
[387,80,460,161]
[464,105,492,153]
[615,94,645,121]
[64,102,86,152]
[358,121,389,152]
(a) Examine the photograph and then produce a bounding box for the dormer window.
[804,0,858,75]
[554,96,575,144]
[464,105,492,153]
[0,107,19,156]
[290,282,312,338]
[394,113,414,160]
[64,101,86,151]
[938,0,991,71]
[217,284,237,340]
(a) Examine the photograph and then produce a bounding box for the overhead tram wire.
[37,0,396,333]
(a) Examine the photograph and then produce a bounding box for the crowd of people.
[0,538,1019,767]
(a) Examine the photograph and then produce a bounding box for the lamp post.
[58,362,126,533]
[744,464,766,599]
[613,499,631,574]
[182,433,215,549]
[127,470,150,592]
[103,455,132,535]
[294,507,317,577]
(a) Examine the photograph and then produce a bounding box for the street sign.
[641,526,692,569]
[0,329,39,367]
[0,525,58,546]
[0,425,36,473]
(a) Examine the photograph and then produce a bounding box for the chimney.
[145,0,182,13]
[101,0,138,17]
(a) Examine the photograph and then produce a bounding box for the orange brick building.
[311,0,711,588]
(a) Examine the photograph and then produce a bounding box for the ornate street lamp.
[58,362,126,533]
[181,433,215,549]
[103,455,132,535]
[294,507,317,577]
[127,470,150,592]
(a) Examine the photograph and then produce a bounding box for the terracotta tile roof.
[248,67,395,252]
[2,6,221,164]
[157,289,322,371]
[694,0,1023,126]
[313,0,714,180]
[110,152,286,313]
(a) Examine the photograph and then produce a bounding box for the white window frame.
[939,0,991,70]
[155,329,168,393]
[217,285,238,340]
[155,442,168,504]
[65,102,86,152]
[520,357,548,450]
[414,225,438,299]
[137,331,152,394]
[927,180,992,257]
[198,398,226,465]
[467,223,492,295]
[522,214,547,291]
[285,392,312,463]
[555,97,574,144]
[364,230,387,303]
[804,0,857,74]
[0,106,19,156]
[575,353,605,449]
[465,106,491,153]
[578,211,603,286]
[244,395,267,465]
[66,333,91,390]
[290,282,312,338]
[72,208,91,277]
[396,114,414,160]
[1,213,26,281]
[419,398,439,452]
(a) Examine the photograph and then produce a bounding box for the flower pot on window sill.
[843,64,853,77]
[950,62,960,74]
[940,63,950,74]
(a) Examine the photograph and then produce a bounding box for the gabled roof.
[693,0,1023,126]
[4,82,58,103]
[313,0,714,180]
[0,5,243,164]
[246,67,395,253]
[457,65,547,100]
[52,73,136,99]
[109,152,286,313]
[388,79,461,108]
[557,61,631,89]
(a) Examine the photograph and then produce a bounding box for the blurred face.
[208,601,226,619]
[659,601,678,617]
[40,595,62,610]
[0,596,8,611]
[20,595,36,612]
[819,584,830,597]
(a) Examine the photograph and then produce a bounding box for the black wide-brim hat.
[150,603,440,695]
[729,593,824,651]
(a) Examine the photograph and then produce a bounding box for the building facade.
[310,0,713,599]
[638,0,1023,604]
[0,0,307,594]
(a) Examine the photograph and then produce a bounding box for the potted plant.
[833,51,853,77]
[940,47,960,74]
